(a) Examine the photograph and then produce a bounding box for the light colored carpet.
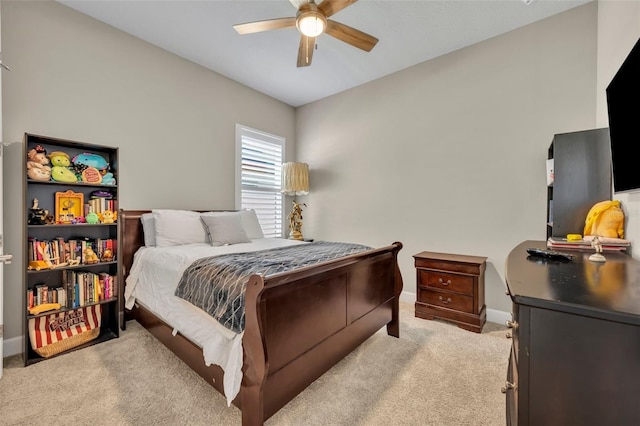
[0,303,511,425]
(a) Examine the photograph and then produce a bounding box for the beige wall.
[1,1,295,341]
[3,0,637,349]
[596,0,640,256]
[295,3,600,314]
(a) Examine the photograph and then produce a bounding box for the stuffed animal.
[48,151,71,167]
[51,166,78,182]
[584,200,625,238]
[72,153,116,185]
[85,211,99,224]
[100,172,116,185]
[72,152,109,172]
[101,210,115,224]
[83,247,99,264]
[49,151,78,182]
[26,145,52,181]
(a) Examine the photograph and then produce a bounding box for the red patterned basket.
[28,305,101,358]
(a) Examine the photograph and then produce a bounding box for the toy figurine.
[589,235,606,263]
[28,199,47,225]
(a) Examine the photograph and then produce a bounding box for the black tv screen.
[607,37,640,193]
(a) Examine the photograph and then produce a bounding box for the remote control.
[526,248,574,261]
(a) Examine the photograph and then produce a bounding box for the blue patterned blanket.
[174,241,372,333]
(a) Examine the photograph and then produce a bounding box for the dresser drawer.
[419,288,474,312]
[418,270,474,295]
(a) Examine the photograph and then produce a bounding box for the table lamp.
[281,162,309,240]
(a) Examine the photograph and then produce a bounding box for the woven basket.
[29,305,101,358]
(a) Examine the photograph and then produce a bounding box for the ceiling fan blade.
[297,35,316,67]
[233,17,296,35]
[325,20,378,52]
[289,0,310,10]
[318,0,358,18]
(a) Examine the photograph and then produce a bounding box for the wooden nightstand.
[413,251,487,333]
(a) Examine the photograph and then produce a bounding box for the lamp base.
[289,230,303,240]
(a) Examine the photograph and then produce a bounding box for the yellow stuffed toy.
[583,200,625,238]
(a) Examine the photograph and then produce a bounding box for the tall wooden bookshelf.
[22,133,121,365]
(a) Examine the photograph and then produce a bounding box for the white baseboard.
[486,308,511,326]
[400,290,510,326]
[3,335,23,358]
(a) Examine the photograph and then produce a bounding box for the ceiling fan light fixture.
[297,11,326,37]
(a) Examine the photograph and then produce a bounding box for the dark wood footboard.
[119,209,403,425]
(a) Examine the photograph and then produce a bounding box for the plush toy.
[72,153,116,185]
[83,247,99,264]
[71,216,86,224]
[100,172,116,185]
[85,211,99,224]
[72,152,109,172]
[26,145,52,181]
[48,151,78,182]
[584,200,625,238]
[51,166,78,183]
[101,210,115,224]
[48,151,71,167]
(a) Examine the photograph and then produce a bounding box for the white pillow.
[140,213,156,247]
[200,213,251,246]
[152,209,209,246]
[239,209,264,239]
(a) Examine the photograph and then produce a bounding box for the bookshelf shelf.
[27,179,117,189]
[23,133,122,366]
[28,223,117,229]
[26,261,118,275]
[27,297,118,319]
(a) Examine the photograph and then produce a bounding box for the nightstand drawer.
[419,288,473,313]
[418,270,474,295]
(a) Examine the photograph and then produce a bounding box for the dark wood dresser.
[504,240,640,425]
[414,251,486,333]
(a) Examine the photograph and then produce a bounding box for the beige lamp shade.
[281,162,309,195]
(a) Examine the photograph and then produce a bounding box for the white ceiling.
[58,0,592,107]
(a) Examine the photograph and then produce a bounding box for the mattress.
[124,238,306,405]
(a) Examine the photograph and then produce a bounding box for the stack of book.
[547,236,631,252]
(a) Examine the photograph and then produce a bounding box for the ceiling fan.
[233,0,378,67]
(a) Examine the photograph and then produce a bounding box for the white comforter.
[124,238,306,405]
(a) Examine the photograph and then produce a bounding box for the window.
[235,124,284,238]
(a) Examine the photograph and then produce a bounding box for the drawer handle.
[438,295,452,304]
[506,332,512,339]
[501,381,515,393]
[438,278,451,286]
[506,320,518,329]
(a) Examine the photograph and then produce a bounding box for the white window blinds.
[236,125,284,238]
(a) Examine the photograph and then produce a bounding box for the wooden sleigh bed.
[119,209,404,425]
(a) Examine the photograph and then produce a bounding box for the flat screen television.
[606,37,640,193]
